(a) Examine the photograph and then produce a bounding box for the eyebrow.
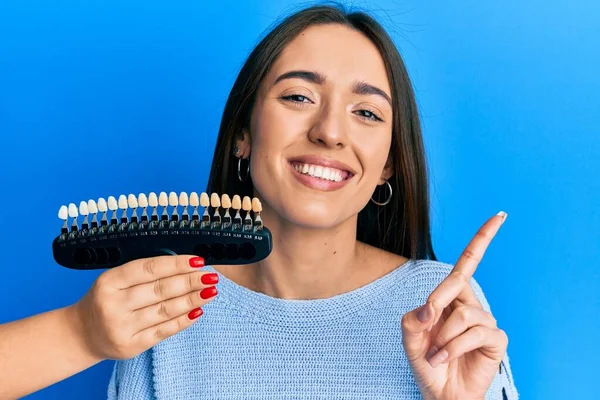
[273,70,392,106]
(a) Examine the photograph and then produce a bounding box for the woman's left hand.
[401,212,509,400]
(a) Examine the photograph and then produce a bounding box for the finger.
[427,305,496,359]
[132,306,206,350]
[459,280,482,308]
[401,301,435,361]
[427,326,508,368]
[108,255,205,289]
[132,285,218,329]
[428,277,483,328]
[124,270,218,310]
[427,212,505,324]
[452,211,506,281]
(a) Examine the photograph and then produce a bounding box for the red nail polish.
[188,307,203,319]
[201,273,219,285]
[189,257,205,268]
[200,286,218,299]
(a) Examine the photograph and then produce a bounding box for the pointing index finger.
[453,211,507,279]
[426,212,507,313]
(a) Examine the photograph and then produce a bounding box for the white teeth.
[292,162,346,182]
[314,166,323,178]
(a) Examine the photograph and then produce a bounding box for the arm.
[0,254,217,399]
[0,305,101,399]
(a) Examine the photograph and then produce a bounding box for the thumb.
[401,301,435,360]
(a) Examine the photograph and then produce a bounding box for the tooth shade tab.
[68,203,78,218]
[108,196,118,211]
[79,201,89,216]
[118,195,128,209]
[158,192,168,207]
[242,196,252,211]
[97,198,108,212]
[252,198,262,212]
[169,192,178,207]
[189,192,199,207]
[200,192,210,208]
[59,205,68,220]
[291,162,348,182]
[138,193,148,208]
[87,199,98,214]
[211,193,221,208]
[221,194,231,208]
[179,192,189,207]
[232,195,242,210]
[148,192,158,207]
[128,194,138,208]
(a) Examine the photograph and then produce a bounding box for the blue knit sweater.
[107,259,519,399]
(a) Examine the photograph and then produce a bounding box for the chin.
[278,198,351,229]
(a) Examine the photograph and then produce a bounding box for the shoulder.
[385,257,494,313]
[107,350,155,399]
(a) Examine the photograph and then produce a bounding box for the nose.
[307,103,348,149]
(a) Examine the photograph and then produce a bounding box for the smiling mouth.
[289,161,353,182]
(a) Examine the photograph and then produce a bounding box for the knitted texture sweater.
[107,259,519,399]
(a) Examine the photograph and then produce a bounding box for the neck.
[241,207,368,300]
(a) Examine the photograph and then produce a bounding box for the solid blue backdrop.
[0,1,598,399]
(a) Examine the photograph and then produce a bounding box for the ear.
[235,128,252,158]
[378,152,394,184]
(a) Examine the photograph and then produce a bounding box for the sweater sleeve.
[106,349,155,400]
[470,277,520,400]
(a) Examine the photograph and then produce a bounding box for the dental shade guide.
[52,191,272,269]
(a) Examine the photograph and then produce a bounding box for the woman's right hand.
[69,255,218,361]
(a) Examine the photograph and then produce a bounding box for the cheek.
[353,130,392,177]
[251,104,294,159]
[247,102,297,198]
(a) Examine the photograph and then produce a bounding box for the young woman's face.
[246,23,394,228]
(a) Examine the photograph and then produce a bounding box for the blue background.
[1,1,598,399]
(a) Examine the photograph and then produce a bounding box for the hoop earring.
[237,157,250,182]
[370,180,392,206]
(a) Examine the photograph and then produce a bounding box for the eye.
[280,94,313,104]
[354,109,384,122]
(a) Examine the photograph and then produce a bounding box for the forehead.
[268,24,391,94]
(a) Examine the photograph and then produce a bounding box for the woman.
[0,4,518,399]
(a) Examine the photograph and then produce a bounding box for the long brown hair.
[206,4,437,261]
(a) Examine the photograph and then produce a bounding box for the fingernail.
[496,211,507,222]
[428,349,448,368]
[188,307,203,320]
[425,345,439,362]
[201,273,219,285]
[200,286,218,299]
[189,257,205,268]
[416,302,433,323]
